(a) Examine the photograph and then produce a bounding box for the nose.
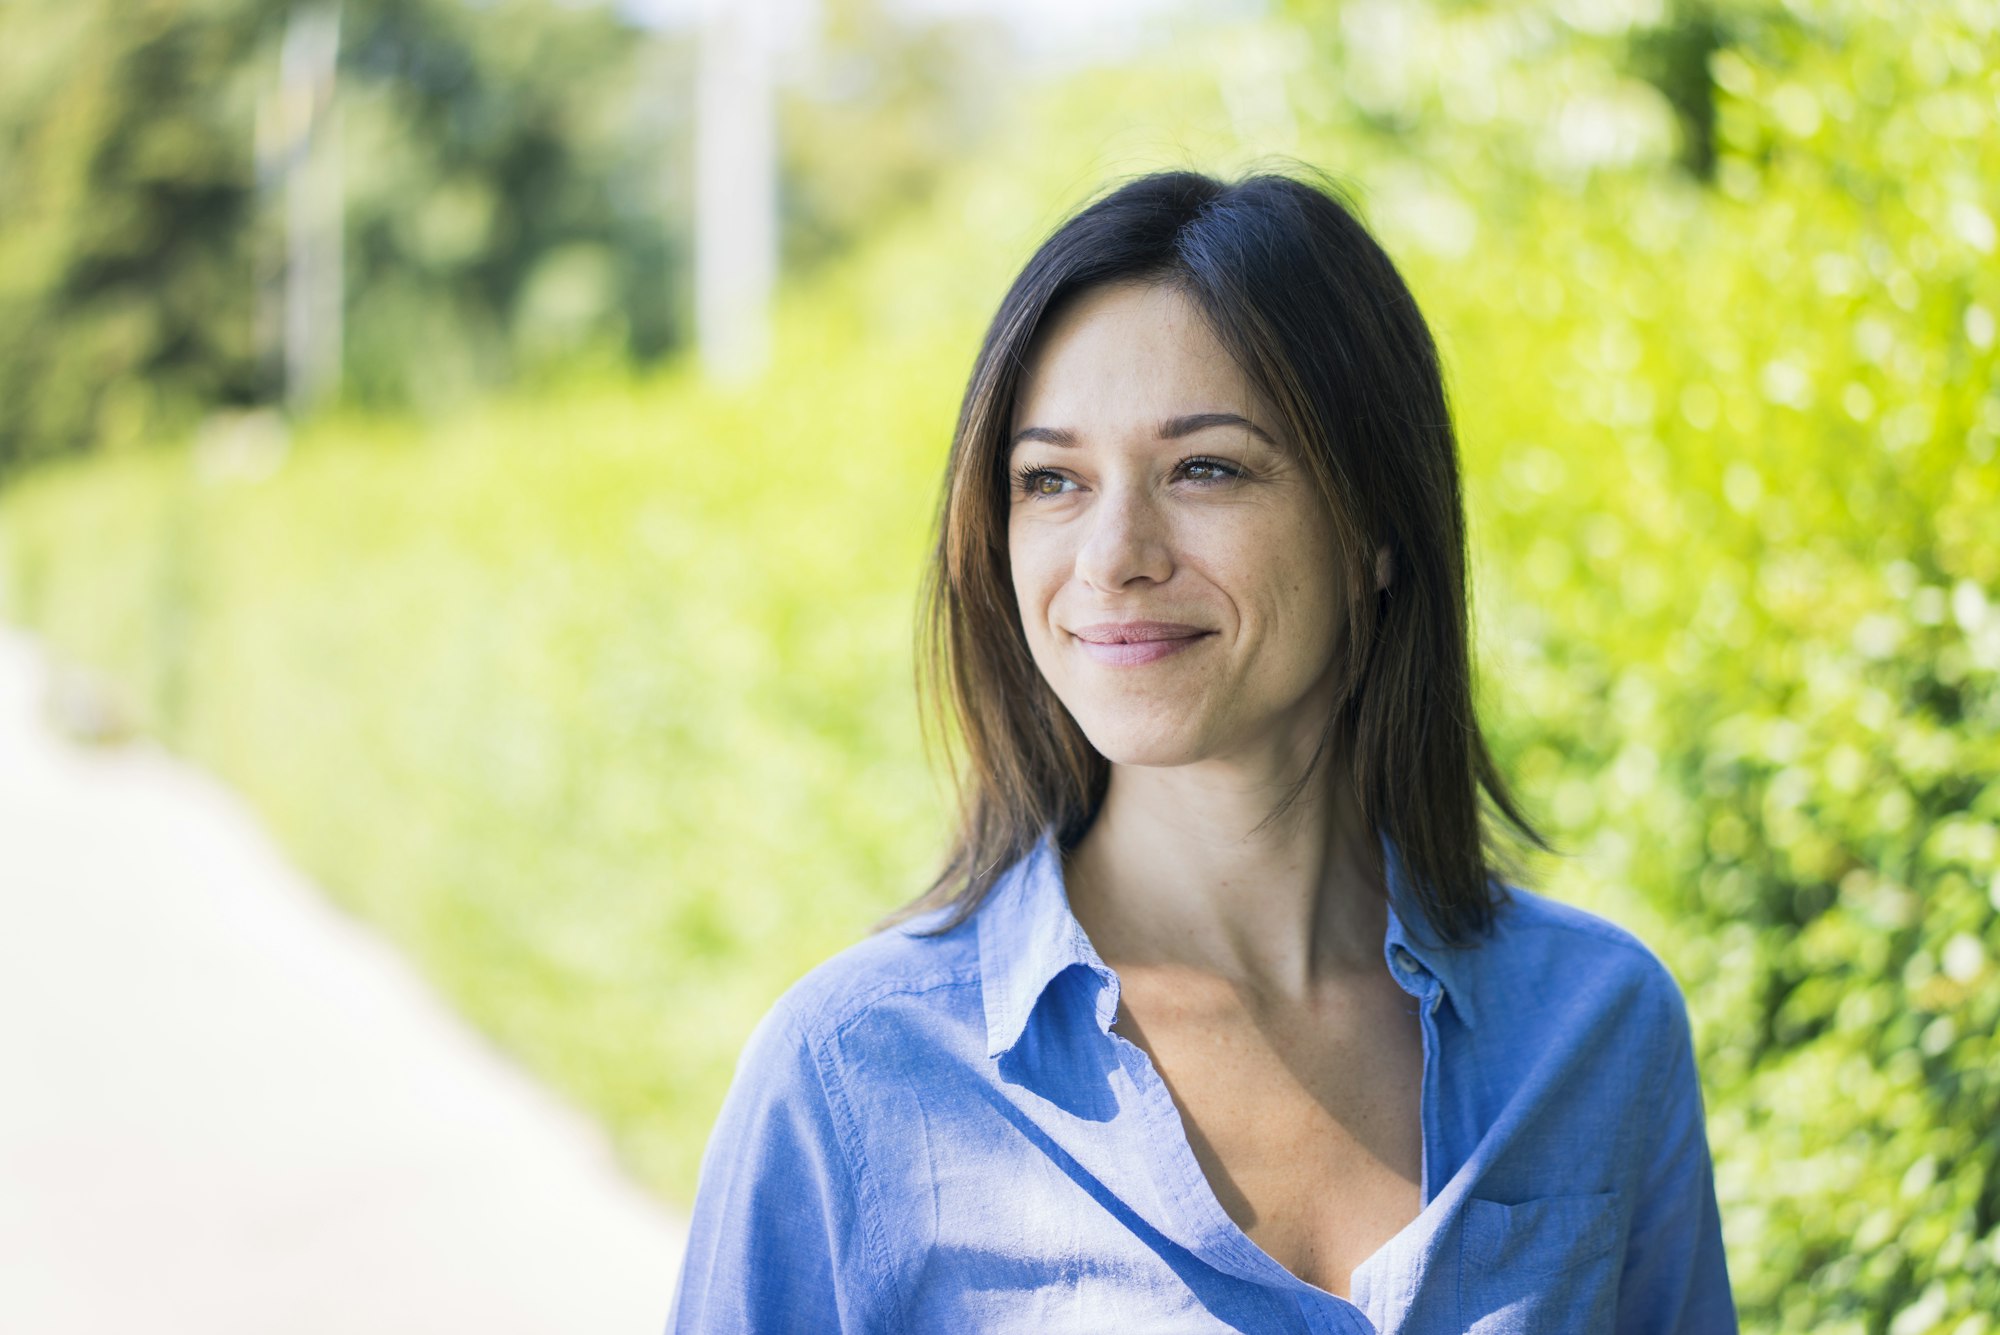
[1073,481,1174,592]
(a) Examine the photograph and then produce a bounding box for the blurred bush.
[1,0,1996,1330]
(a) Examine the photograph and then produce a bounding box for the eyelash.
[1010,454,1244,498]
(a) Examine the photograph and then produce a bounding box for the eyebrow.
[1007,411,1279,452]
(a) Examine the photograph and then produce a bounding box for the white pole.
[695,0,776,386]
[280,3,343,413]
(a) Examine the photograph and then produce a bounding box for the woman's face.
[1006,280,1360,774]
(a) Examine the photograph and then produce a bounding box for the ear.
[1374,542,1394,594]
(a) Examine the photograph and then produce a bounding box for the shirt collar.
[1379,831,1482,1030]
[976,826,1121,1060]
[976,822,1479,1061]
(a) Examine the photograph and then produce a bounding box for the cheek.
[1005,528,1030,615]
[1226,514,1345,663]
[1007,522,1065,625]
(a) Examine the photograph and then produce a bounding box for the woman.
[667,167,1735,1333]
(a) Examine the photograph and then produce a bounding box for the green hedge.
[2,3,1995,1329]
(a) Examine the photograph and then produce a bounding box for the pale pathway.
[0,625,687,1334]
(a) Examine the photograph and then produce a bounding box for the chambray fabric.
[666,827,1737,1334]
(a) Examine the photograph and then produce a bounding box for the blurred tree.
[1622,0,1732,181]
[0,0,689,473]
[0,0,1017,476]
[774,0,1008,278]
[334,0,687,405]
[0,0,288,474]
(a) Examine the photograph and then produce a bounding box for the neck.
[1063,745,1387,1003]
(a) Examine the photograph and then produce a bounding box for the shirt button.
[1393,946,1420,973]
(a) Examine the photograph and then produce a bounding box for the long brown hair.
[887,164,1550,947]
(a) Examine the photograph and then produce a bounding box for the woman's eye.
[1178,456,1241,483]
[1013,458,1239,497]
[1015,467,1075,498]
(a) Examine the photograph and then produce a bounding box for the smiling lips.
[1068,620,1214,666]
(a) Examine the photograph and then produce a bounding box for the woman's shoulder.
[1479,880,1695,1023]
[746,899,987,1061]
[676,905,987,1332]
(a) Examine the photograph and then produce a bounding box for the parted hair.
[884,163,1550,948]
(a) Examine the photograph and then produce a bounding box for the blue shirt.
[667,828,1737,1333]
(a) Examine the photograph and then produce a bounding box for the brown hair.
[887,163,1549,947]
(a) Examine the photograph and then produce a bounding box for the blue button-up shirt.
[667,827,1736,1333]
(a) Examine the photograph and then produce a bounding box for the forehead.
[1010,281,1268,433]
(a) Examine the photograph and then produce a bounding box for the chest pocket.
[1458,1191,1623,1333]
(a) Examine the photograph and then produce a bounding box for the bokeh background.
[1,0,1996,1329]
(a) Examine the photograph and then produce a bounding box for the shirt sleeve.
[666,997,886,1334]
[1616,968,1738,1334]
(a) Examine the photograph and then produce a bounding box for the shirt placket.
[1333,940,1446,1332]
[1278,946,1446,1335]
[1389,943,1444,1200]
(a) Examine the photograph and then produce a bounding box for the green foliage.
[0,0,682,467]
[0,0,1020,474]
[2,1,1995,1329]
[0,336,965,1191]
[336,0,684,401]
[1281,2,2000,1327]
[0,0,285,469]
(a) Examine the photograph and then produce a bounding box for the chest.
[1110,967,1429,1301]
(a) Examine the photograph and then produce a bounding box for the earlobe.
[1374,542,1394,594]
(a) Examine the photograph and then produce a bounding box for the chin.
[1069,708,1215,769]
